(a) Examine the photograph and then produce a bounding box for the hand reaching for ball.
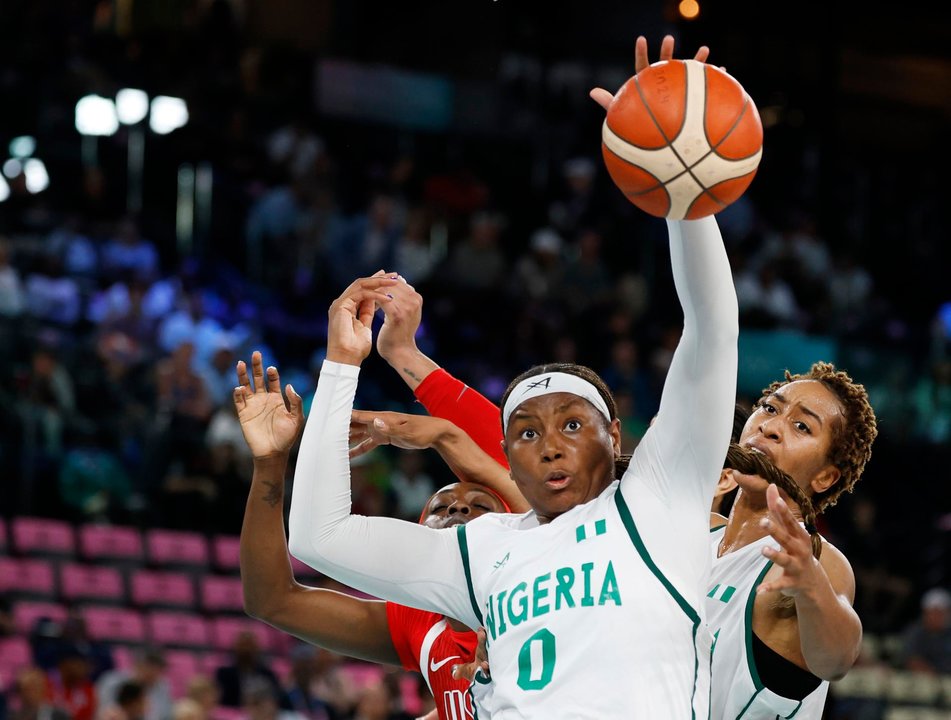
[590,35,711,110]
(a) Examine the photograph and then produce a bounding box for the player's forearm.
[795,581,862,680]
[653,217,738,474]
[432,421,528,512]
[381,345,440,391]
[287,361,477,626]
[240,454,299,619]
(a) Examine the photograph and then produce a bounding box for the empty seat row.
[1,558,246,612]
[11,600,291,655]
[2,518,316,578]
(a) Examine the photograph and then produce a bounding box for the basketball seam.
[705,95,760,162]
[635,61,721,211]
[602,144,672,197]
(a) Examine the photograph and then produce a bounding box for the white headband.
[502,372,612,432]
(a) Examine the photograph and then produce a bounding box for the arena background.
[0,1,949,718]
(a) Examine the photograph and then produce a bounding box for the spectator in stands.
[509,227,564,303]
[96,647,172,720]
[101,218,159,283]
[386,450,435,522]
[561,228,612,318]
[46,643,97,720]
[10,667,70,720]
[59,426,133,522]
[214,632,286,709]
[445,211,507,292]
[900,587,951,675]
[181,677,217,720]
[24,256,81,326]
[98,681,146,720]
[0,238,25,318]
[18,343,76,462]
[242,680,305,720]
[350,678,412,720]
[326,194,402,288]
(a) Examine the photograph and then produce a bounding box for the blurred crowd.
[0,1,949,718]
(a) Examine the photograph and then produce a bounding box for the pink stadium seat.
[60,563,125,603]
[212,535,241,572]
[0,517,7,553]
[0,557,56,597]
[147,611,211,649]
[12,517,74,556]
[79,524,144,563]
[0,637,32,690]
[13,601,68,633]
[165,650,201,697]
[83,605,147,644]
[210,617,272,653]
[131,570,195,608]
[270,656,291,683]
[200,576,244,613]
[146,529,209,567]
[200,651,228,676]
[112,645,135,671]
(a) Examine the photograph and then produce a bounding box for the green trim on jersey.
[615,490,702,719]
[745,560,774,691]
[615,491,700,624]
[784,700,803,717]
[456,525,484,626]
[735,687,764,719]
[711,524,727,533]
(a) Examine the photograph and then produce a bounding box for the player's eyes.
[565,420,582,431]
[761,402,777,414]
[520,429,537,440]
[475,504,492,512]
[432,505,447,513]
[794,421,811,434]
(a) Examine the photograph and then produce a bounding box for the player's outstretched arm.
[758,485,862,678]
[349,410,529,512]
[235,352,400,665]
[287,276,481,629]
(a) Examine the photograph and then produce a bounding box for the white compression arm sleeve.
[622,216,739,510]
[287,360,480,629]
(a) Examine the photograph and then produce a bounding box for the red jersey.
[414,369,506,469]
[386,602,478,720]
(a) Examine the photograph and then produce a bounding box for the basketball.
[601,59,763,220]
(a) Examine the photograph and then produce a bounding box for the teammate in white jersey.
[287,190,738,719]
[706,363,877,718]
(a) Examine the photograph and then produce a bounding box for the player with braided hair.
[707,361,877,719]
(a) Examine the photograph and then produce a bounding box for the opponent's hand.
[326,274,398,366]
[589,34,711,111]
[452,628,489,682]
[376,277,424,363]
[756,484,825,598]
[349,410,449,459]
[234,352,304,459]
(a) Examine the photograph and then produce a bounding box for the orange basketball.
[601,59,763,220]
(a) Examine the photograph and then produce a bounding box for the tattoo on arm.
[402,367,422,382]
[262,480,283,508]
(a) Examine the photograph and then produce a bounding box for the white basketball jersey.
[707,527,828,719]
[459,480,711,719]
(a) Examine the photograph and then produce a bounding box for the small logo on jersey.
[575,518,607,543]
[430,655,461,673]
[706,584,736,603]
[493,552,510,571]
[524,377,552,392]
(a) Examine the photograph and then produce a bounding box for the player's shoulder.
[817,537,856,598]
[465,510,534,532]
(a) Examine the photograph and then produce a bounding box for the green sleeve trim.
[744,561,774,692]
[456,524,483,626]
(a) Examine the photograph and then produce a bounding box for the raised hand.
[756,484,825,598]
[376,276,424,363]
[349,410,450,459]
[590,34,711,111]
[327,274,399,366]
[234,351,304,459]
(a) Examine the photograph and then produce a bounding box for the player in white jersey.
[706,363,878,718]
[286,192,738,718]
